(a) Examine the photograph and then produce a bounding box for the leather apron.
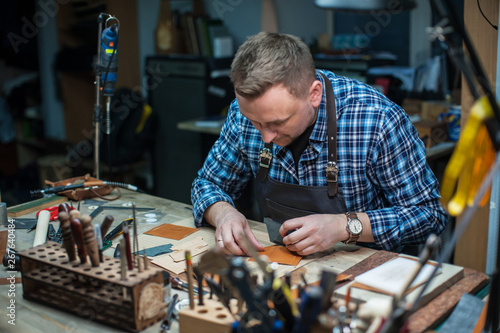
[253,74,348,244]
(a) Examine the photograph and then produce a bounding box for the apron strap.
[320,73,339,197]
[256,73,339,197]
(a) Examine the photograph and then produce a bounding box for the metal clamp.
[326,161,338,183]
[259,147,272,168]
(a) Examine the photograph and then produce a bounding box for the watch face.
[349,219,363,235]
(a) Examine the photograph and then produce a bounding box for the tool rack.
[178,298,235,333]
[19,241,166,332]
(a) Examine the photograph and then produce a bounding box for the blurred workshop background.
[1,0,498,273]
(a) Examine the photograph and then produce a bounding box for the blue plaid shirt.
[191,70,447,252]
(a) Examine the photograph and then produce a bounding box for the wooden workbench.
[0,190,489,332]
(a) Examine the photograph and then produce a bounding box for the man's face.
[236,82,322,147]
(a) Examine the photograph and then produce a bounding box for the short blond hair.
[230,32,316,99]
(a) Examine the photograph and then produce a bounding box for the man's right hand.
[204,201,265,256]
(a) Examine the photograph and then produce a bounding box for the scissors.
[47,224,63,243]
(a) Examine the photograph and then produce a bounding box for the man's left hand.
[279,214,348,255]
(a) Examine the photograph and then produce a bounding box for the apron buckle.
[259,147,272,168]
[326,161,338,183]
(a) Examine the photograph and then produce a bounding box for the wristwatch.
[344,212,363,245]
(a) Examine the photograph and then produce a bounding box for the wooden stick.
[143,251,149,270]
[120,238,127,281]
[120,238,128,299]
[132,203,139,267]
[186,250,195,310]
[122,223,133,270]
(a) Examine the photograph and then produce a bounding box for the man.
[191,32,447,256]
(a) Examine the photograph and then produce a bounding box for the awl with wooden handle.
[81,214,100,267]
[58,211,77,261]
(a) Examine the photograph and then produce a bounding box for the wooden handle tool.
[69,209,81,220]
[100,215,114,239]
[70,217,87,264]
[58,211,77,261]
[80,214,100,267]
[59,203,71,213]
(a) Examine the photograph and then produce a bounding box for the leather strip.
[320,73,339,197]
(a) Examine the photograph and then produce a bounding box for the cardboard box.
[414,120,448,148]
[421,101,451,121]
[402,98,422,115]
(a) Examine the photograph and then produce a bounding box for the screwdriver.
[102,218,133,250]
[170,277,206,295]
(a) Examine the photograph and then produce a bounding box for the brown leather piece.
[145,223,199,240]
[249,245,302,266]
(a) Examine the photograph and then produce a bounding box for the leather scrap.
[249,245,302,266]
[134,244,173,257]
[145,223,199,240]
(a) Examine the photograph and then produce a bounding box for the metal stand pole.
[93,14,105,179]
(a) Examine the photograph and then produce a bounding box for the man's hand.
[279,214,348,256]
[204,202,265,256]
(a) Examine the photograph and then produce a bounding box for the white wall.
[409,0,431,67]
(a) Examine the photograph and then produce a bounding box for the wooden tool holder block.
[179,299,235,333]
[18,241,166,332]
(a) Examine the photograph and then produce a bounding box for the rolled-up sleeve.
[191,104,253,227]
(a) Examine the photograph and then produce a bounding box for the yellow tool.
[441,96,496,216]
[467,125,495,207]
[272,277,300,318]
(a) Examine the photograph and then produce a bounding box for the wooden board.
[334,260,465,308]
[333,250,398,290]
[407,267,489,333]
[289,245,379,288]
[6,196,67,217]
[327,250,489,333]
